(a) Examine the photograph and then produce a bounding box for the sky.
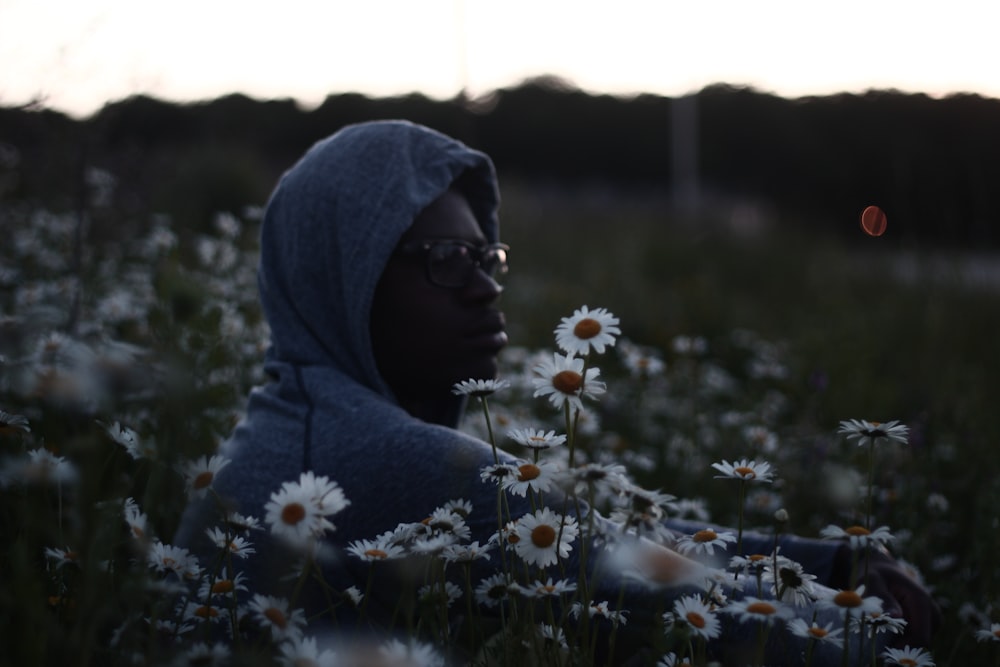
[2,0,999,119]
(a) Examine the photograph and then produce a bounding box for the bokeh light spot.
[860,205,887,237]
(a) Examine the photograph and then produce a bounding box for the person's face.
[370,188,507,399]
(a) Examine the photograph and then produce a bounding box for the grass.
[2,178,999,665]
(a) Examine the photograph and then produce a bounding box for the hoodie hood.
[257,120,499,395]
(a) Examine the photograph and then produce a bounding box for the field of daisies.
[2,166,1000,667]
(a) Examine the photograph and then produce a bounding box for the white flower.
[977,622,1000,642]
[123,497,151,543]
[838,419,910,446]
[531,352,606,411]
[512,577,578,599]
[43,546,80,569]
[618,339,666,378]
[502,459,558,497]
[881,645,935,666]
[513,508,578,568]
[787,618,843,644]
[204,527,256,559]
[554,305,621,356]
[819,585,884,620]
[670,594,721,639]
[479,462,519,486]
[571,600,629,627]
[277,635,337,667]
[181,454,231,498]
[506,427,567,451]
[346,536,407,562]
[0,410,30,434]
[675,528,737,557]
[452,378,509,397]
[197,567,249,600]
[247,594,306,642]
[857,609,908,635]
[178,642,230,666]
[711,458,775,483]
[264,472,350,547]
[441,540,492,564]
[765,558,818,606]
[819,524,895,550]
[721,596,794,626]
[380,638,446,667]
[147,541,201,579]
[418,581,463,608]
[474,572,514,607]
[102,421,156,460]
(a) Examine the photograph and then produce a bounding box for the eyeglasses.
[396,239,509,288]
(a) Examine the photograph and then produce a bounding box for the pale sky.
[2,0,999,119]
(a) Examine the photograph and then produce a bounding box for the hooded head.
[257,120,503,401]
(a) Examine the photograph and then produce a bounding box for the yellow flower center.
[507,533,520,544]
[734,466,756,478]
[281,503,307,526]
[746,601,777,615]
[364,548,388,559]
[897,660,918,667]
[748,554,768,562]
[833,590,863,608]
[994,629,1000,639]
[808,627,829,638]
[531,524,557,548]
[686,611,706,628]
[194,605,218,618]
[211,579,235,594]
[693,529,718,543]
[518,464,541,481]
[845,525,871,536]
[193,471,214,490]
[264,607,288,629]
[552,370,583,394]
[131,525,145,539]
[542,585,556,593]
[573,318,602,340]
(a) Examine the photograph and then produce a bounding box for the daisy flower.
[513,577,578,599]
[345,536,407,562]
[180,454,231,498]
[43,546,80,569]
[247,594,306,642]
[570,600,630,627]
[787,618,843,644]
[513,508,579,568]
[565,462,631,498]
[554,305,621,356]
[819,524,895,550]
[380,639,446,667]
[618,339,666,378]
[766,558,818,606]
[0,409,30,434]
[976,622,1000,642]
[722,596,793,626]
[264,472,350,547]
[475,572,514,607]
[531,352,606,411]
[204,527,256,559]
[536,623,570,648]
[441,540,492,564]
[102,421,156,460]
[819,584,884,620]
[277,635,337,667]
[711,458,775,483]
[178,642,231,667]
[856,609,908,636]
[670,594,721,640]
[123,497,150,543]
[838,419,910,446]
[881,645,935,666]
[441,498,473,518]
[507,427,567,451]
[452,378,509,397]
[479,462,519,486]
[657,653,693,667]
[418,581,463,608]
[675,528,737,557]
[225,512,263,534]
[147,541,201,579]
[198,567,249,600]
[729,553,771,577]
[503,459,558,497]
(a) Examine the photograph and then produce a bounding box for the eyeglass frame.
[394,238,510,288]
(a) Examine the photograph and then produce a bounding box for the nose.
[461,266,503,304]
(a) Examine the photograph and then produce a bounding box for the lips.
[463,311,508,349]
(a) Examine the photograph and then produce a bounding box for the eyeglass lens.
[427,244,506,287]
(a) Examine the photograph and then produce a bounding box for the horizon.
[3,0,1000,119]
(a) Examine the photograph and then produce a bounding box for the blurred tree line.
[2,78,998,246]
